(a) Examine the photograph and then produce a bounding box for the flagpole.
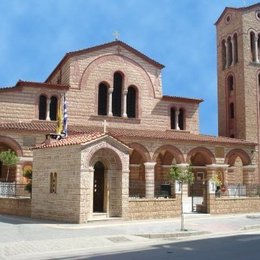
[63,93,68,137]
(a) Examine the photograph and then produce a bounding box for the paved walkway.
[0,213,260,259]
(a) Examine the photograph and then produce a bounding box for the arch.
[152,145,184,164]
[98,82,108,115]
[186,147,216,165]
[230,102,235,119]
[50,95,58,121]
[112,71,123,117]
[128,143,151,162]
[225,149,251,166]
[39,94,47,120]
[227,74,234,93]
[89,147,123,171]
[222,39,226,69]
[78,54,156,97]
[179,108,185,130]
[250,31,256,62]
[233,33,238,63]
[127,85,138,118]
[170,107,176,129]
[0,136,23,157]
[227,36,233,67]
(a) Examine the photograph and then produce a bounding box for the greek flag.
[63,94,68,137]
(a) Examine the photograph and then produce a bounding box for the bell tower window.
[98,83,108,116]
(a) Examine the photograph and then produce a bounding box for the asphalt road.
[54,232,260,260]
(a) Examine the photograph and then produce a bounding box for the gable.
[46,41,164,83]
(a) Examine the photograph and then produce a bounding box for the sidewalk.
[0,213,260,259]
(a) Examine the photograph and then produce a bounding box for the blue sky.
[0,0,259,135]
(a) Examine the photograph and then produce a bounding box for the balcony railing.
[0,182,31,198]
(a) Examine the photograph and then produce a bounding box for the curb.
[137,230,210,239]
[242,224,260,230]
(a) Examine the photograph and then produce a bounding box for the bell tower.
[216,3,260,181]
[216,3,260,142]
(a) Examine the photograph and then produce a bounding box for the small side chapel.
[1,3,260,223]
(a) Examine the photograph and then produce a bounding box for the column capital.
[108,88,114,94]
[242,165,257,172]
[144,162,156,169]
[206,164,229,170]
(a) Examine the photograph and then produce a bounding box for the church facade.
[0,4,260,223]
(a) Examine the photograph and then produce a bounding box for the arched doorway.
[93,161,105,212]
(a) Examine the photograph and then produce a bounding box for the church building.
[0,3,260,223]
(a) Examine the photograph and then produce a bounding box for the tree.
[23,169,32,193]
[169,164,194,231]
[0,150,19,182]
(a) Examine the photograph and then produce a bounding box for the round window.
[256,10,260,20]
[225,14,231,24]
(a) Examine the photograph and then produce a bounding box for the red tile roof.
[162,95,203,104]
[45,40,165,82]
[0,121,256,146]
[0,80,69,91]
[34,132,106,149]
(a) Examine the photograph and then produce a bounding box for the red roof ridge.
[162,95,203,103]
[45,40,165,82]
[15,80,69,89]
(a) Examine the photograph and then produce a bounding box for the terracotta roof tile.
[0,80,69,91]
[34,132,106,149]
[162,95,203,104]
[0,121,256,146]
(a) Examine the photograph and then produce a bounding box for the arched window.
[222,40,226,69]
[233,33,238,64]
[39,95,47,120]
[170,107,176,129]
[230,103,235,119]
[98,83,108,115]
[227,37,233,67]
[50,96,58,121]
[112,72,123,117]
[227,75,234,93]
[258,34,260,62]
[50,172,57,193]
[127,86,137,118]
[250,32,256,62]
[178,108,185,130]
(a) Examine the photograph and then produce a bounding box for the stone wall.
[0,197,31,217]
[127,197,181,220]
[31,145,82,223]
[207,194,260,214]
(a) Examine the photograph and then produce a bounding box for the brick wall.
[128,197,181,220]
[207,194,260,214]
[0,197,31,217]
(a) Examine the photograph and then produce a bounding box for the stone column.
[46,98,51,120]
[87,167,94,220]
[108,88,113,116]
[225,41,229,68]
[144,162,156,198]
[175,109,180,130]
[121,169,130,218]
[122,90,128,118]
[255,36,259,63]
[243,165,256,186]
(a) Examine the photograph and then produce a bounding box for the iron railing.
[216,184,260,198]
[0,182,31,198]
[129,180,175,198]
